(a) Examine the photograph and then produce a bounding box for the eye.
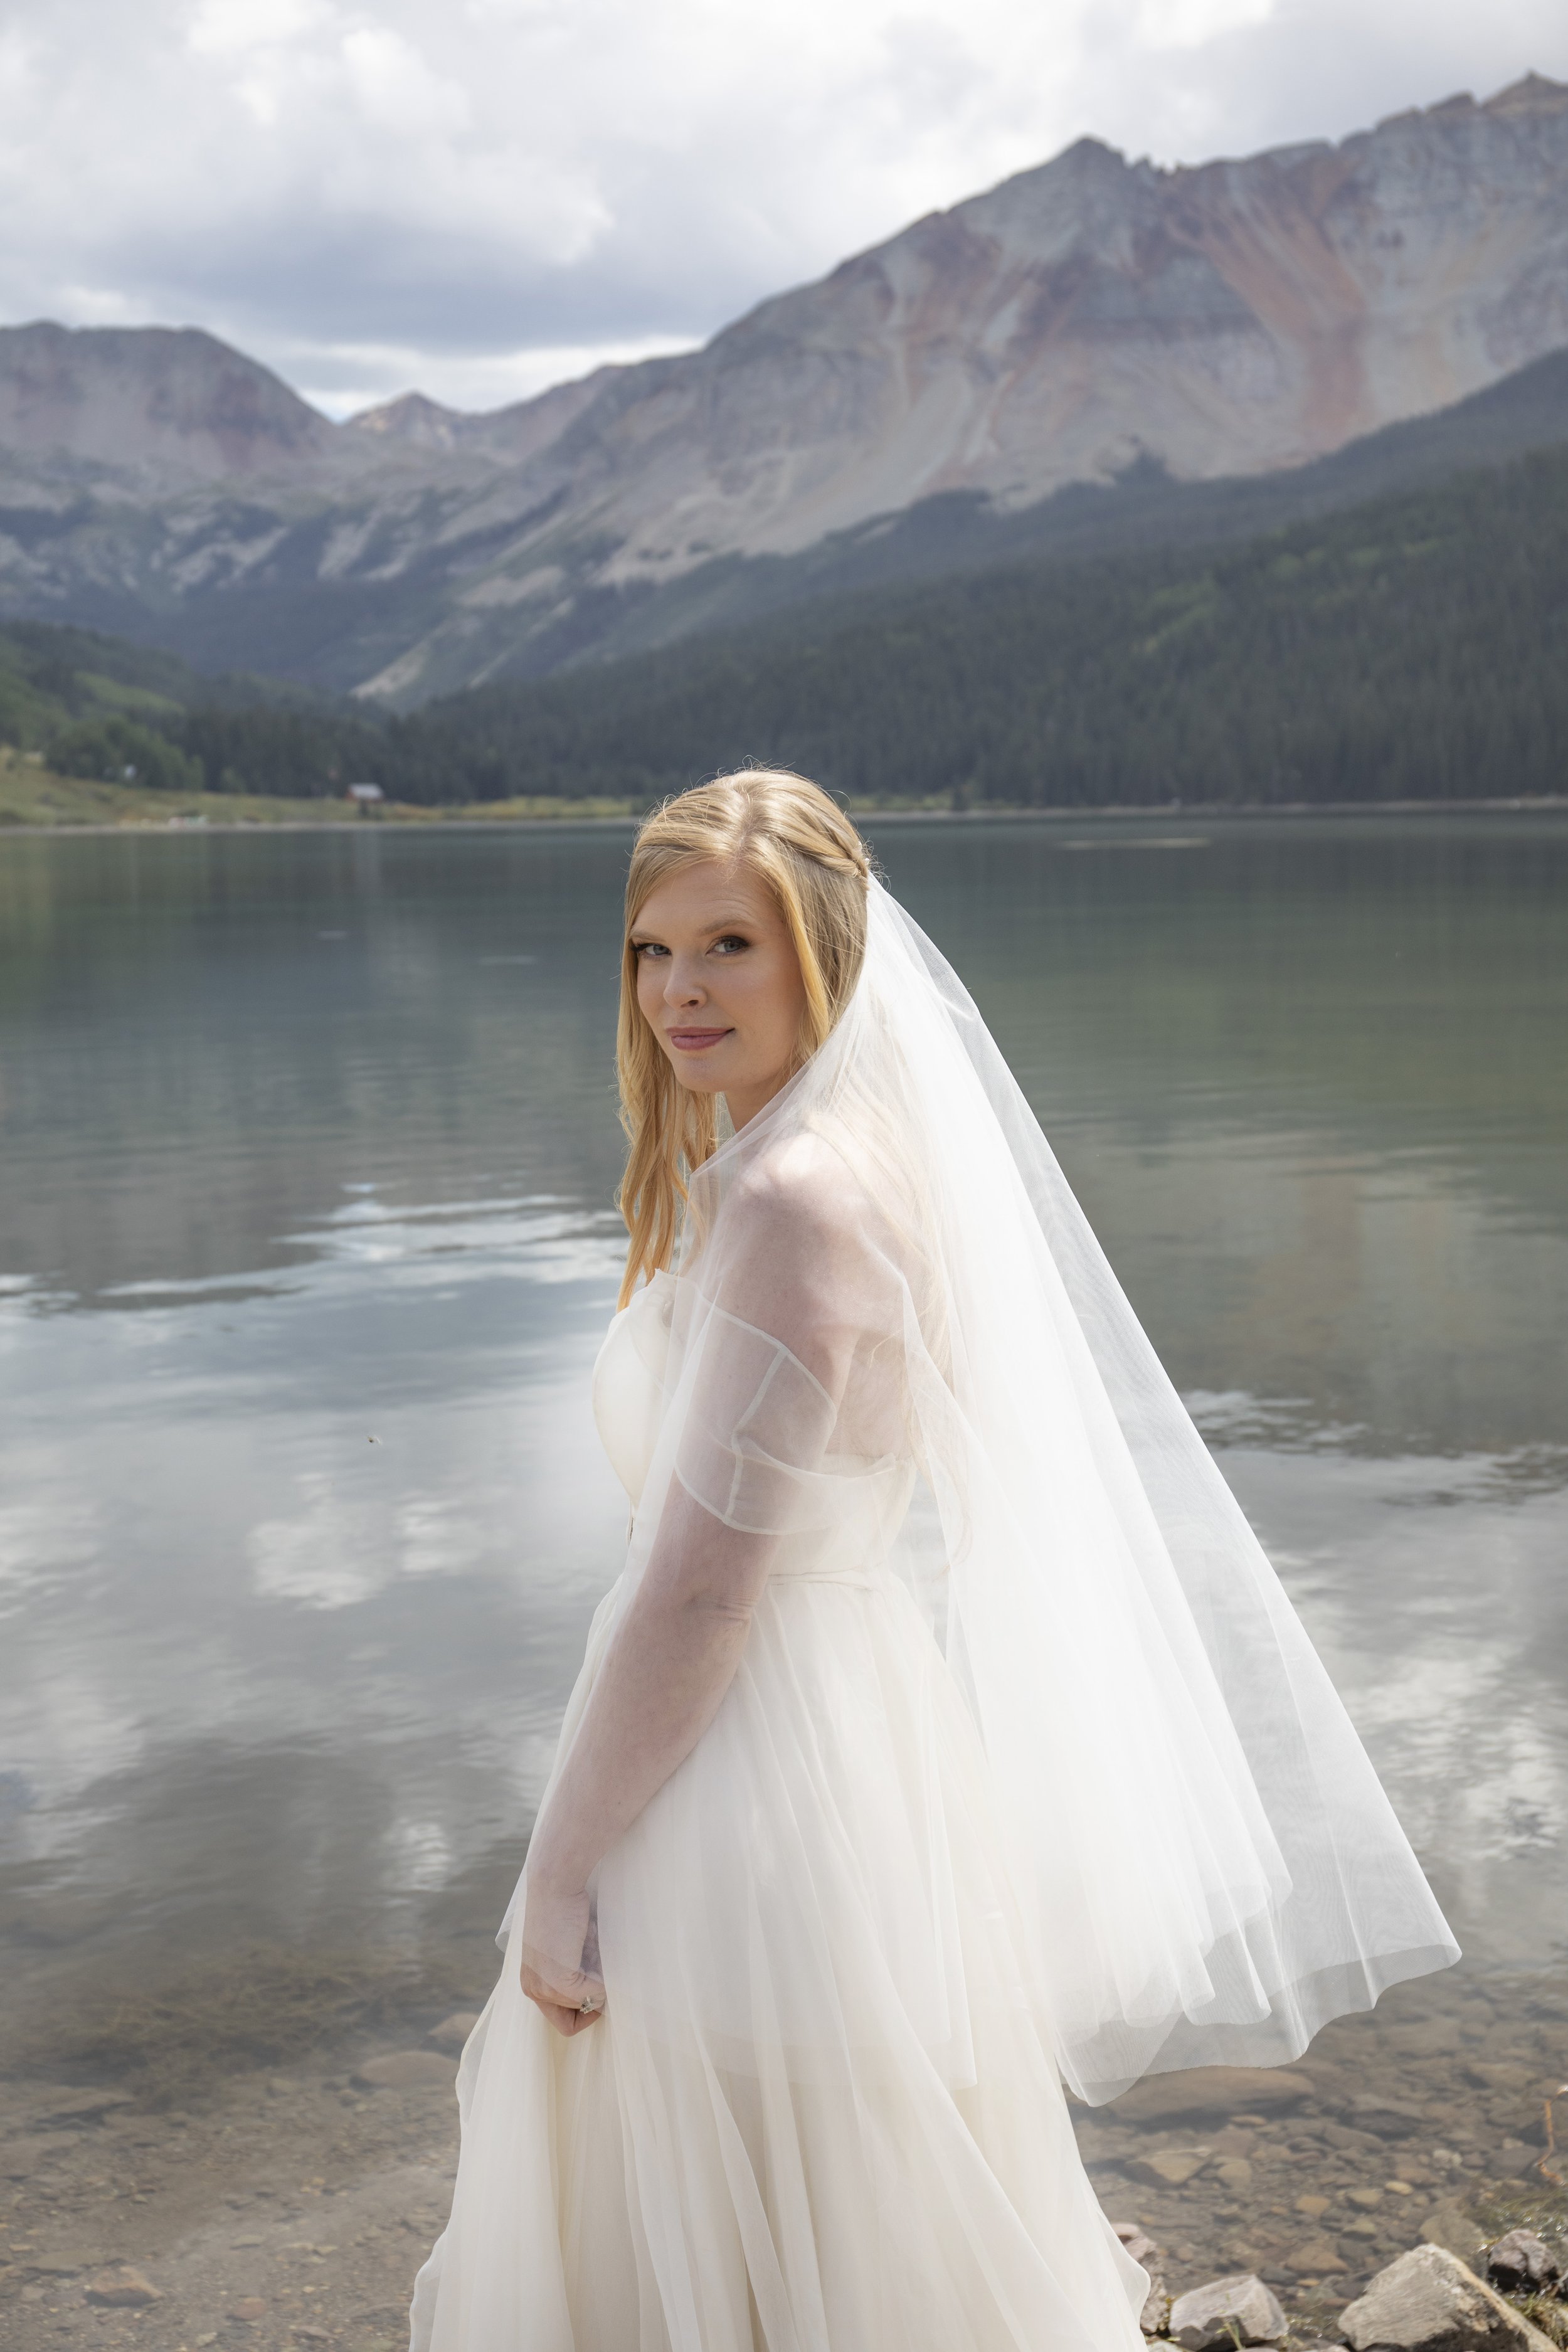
[632,940,669,959]
[711,934,749,955]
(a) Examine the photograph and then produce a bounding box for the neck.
[723,1071,789,1131]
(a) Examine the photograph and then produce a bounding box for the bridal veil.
[599,874,1457,2106]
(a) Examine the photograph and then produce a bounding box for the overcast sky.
[2,0,1564,418]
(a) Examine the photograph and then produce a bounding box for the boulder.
[1169,2274,1286,2349]
[1212,2156,1254,2192]
[351,2051,457,2092]
[1483,2233,1560,2294]
[1128,2149,1210,2188]
[83,2267,162,2308]
[427,2011,480,2053]
[1340,2245,1559,2352]
[1111,2069,1314,2127]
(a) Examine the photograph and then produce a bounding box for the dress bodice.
[591,1270,916,1583]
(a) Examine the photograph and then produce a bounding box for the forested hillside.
[4,435,1567,810]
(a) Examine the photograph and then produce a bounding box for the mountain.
[0,73,1565,701]
[17,423,1566,814]
[0,322,339,482]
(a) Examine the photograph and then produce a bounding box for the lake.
[2,812,1567,2072]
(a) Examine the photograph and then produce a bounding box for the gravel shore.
[3,1965,1564,2351]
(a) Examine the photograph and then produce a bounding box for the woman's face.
[632,859,808,1129]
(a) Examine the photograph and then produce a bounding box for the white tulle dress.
[409,882,1455,2351]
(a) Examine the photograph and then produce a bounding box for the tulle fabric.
[412,1424,1150,2350]
[410,877,1455,2349]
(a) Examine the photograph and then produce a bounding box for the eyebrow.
[629,908,760,940]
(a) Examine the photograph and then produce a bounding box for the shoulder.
[726,1131,864,1262]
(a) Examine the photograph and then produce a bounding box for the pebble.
[351,2052,458,2092]
[1168,2270,1286,2349]
[427,2012,481,2052]
[228,2297,268,2321]
[1484,2232,1561,2294]
[1129,2150,1210,2188]
[1110,2068,1314,2127]
[31,2089,135,2126]
[1286,2235,1347,2278]
[83,2264,162,2307]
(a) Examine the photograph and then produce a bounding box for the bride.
[410,771,1456,2351]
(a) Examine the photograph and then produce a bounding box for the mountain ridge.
[1,71,1565,700]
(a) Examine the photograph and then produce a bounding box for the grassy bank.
[0,753,645,829]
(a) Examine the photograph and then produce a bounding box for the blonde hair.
[616,770,871,1306]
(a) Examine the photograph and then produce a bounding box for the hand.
[519,1873,605,2038]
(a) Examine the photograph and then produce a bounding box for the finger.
[524,1990,601,2037]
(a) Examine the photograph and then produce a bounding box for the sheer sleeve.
[518,1139,903,2025]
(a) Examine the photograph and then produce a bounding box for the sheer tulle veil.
[612,874,1458,2106]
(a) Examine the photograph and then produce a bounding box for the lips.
[668,1027,731,1051]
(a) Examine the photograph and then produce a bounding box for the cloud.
[0,0,1564,415]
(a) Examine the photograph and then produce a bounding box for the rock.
[1483,2233,1560,2294]
[1114,2224,1162,2267]
[1142,2278,1172,2337]
[26,2254,98,2277]
[1350,2189,1386,2210]
[32,2088,135,2126]
[291,2329,333,2344]
[1383,2023,1455,2061]
[1296,2195,1332,2219]
[1,2134,65,2176]
[1340,2246,1559,2352]
[351,2050,457,2092]
[1213,2156,1254,2192]
[1128,2149,1211,2188]
[1465,2064,1535,2094]
[1110,2069,1315,2127]
[1169,2272,1287,2349]
[228,2299,268,2323]
[1286,2237,1349,2278]
[428,2011,480,2052]
[1344,2096,1426,2140]
[83,2266,162,2307]
[1421,2204,1488,2266]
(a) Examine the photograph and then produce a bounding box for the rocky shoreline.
[2,1970,1565,2351]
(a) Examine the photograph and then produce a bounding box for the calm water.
[1,814,1566,2042]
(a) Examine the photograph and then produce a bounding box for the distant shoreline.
[4,793,1568,839]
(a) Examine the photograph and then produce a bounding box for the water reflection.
[1,816,1565,2040]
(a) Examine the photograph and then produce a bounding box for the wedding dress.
[410,883,1456,2352]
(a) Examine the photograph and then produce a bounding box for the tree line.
[4,437,1567,808]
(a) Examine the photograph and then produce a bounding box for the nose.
[664,953,707,1008]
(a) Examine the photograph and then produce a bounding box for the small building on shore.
[346,781,385,817]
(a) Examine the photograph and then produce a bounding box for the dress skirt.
[410,1558,1150,2352]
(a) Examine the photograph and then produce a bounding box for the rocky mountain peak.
[347,391,466,452]
[0,322,334,480]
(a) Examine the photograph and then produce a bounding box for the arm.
[519,1483,775,2033]
[521,1158,869,2034]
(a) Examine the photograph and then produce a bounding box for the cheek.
[635,960,667,1030]
[746,949,807,1053]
